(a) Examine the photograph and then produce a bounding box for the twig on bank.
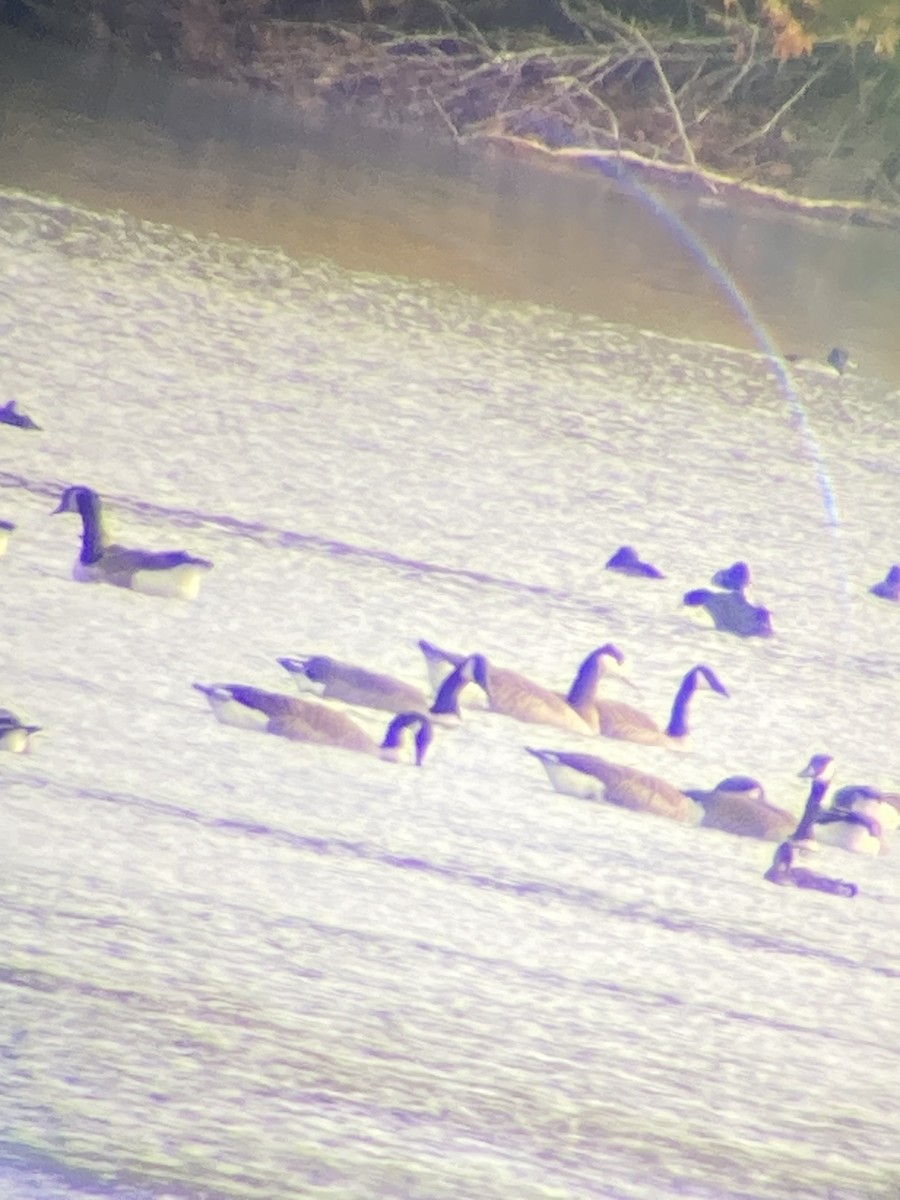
[730,61,830,150]
[425,84,462,141]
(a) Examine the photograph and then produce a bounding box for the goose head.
[711,561,751,592]
[380,712,433,766]
[428,653,489,723]
[277,654,334,696]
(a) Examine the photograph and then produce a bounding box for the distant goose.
[764,840,857,897]
[0,708,41,753]
[0,520,14,555]
[711,561,751,593]
[605,545,665,579]
[682,588,774,638]
[682,774,796,841]
[0,400,41,430]
[193,683,432,764]
[870,565,900,601]
[794,754,883,855]
[568,663,728,748]
[278,654,429,715]
[423,645,631,735]
[53,486,213,600]
[526,747,701,823]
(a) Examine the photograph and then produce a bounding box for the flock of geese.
[4,473,900,900]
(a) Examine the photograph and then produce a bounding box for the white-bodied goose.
[0,519,14,556]
[794,754,884,856]
[53,486,213,599]
[526,746,702,824]
[682,774,796,841]
[567,663,728,749]
[277,654,429,714]
[0,708,41,753]
[682,589,773,638]
[193,683,432,764]
[764,840,857,897]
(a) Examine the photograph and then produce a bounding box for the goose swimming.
[605,545,665,579]
[0,519,14,556]
[682,774,796,841]
[794,754,884,855]
[870,565,900,601]
[193,683,432,764]
[0,708,41,753]
[711,561,751,593]
[682,588,773,638]
[567,663,728,748]
[53,486,213,599]
[424,645,630,735]
[526,747,701,823]
[277,654,429,714]
[0,399,41,430]
[764,840,857,897]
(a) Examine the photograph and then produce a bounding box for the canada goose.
[426,654,485,725]
[0,708,41,753]
[682,588,774,638]
[764,840,857,897]
[0,520,14,556]
[432,648,636,735]
[417,640,630,721]
[827,346,851,375]
[277,654,429,714]
[430,651,592,733]
[605,545,665,579]
[418,639,467,696]
[193,683,432,764]
[711,561,751,593]
[830,783,900,834]
[53,486,213,600]
[567,663,728,748]
[0,400,40,430]
[526,747,702,823]
[682,774,796,841]
[870,566,900,601]
[794,755,883,855]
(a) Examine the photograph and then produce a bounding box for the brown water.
[1,24,899,383]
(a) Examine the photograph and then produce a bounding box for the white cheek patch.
[544,760,605,801]
[206,693,271,732]
[293,674,327,697]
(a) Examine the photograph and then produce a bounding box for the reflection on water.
[0,25,898,381]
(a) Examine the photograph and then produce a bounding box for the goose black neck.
[665,669,699,738]
[791,778,829,842]
[77,491,106,565]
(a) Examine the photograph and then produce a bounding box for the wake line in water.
[0,471,614,617]
[595,165,849,608]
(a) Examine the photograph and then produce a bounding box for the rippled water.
[2,188,899,1200]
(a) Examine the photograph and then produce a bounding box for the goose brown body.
[526,747,701,823]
